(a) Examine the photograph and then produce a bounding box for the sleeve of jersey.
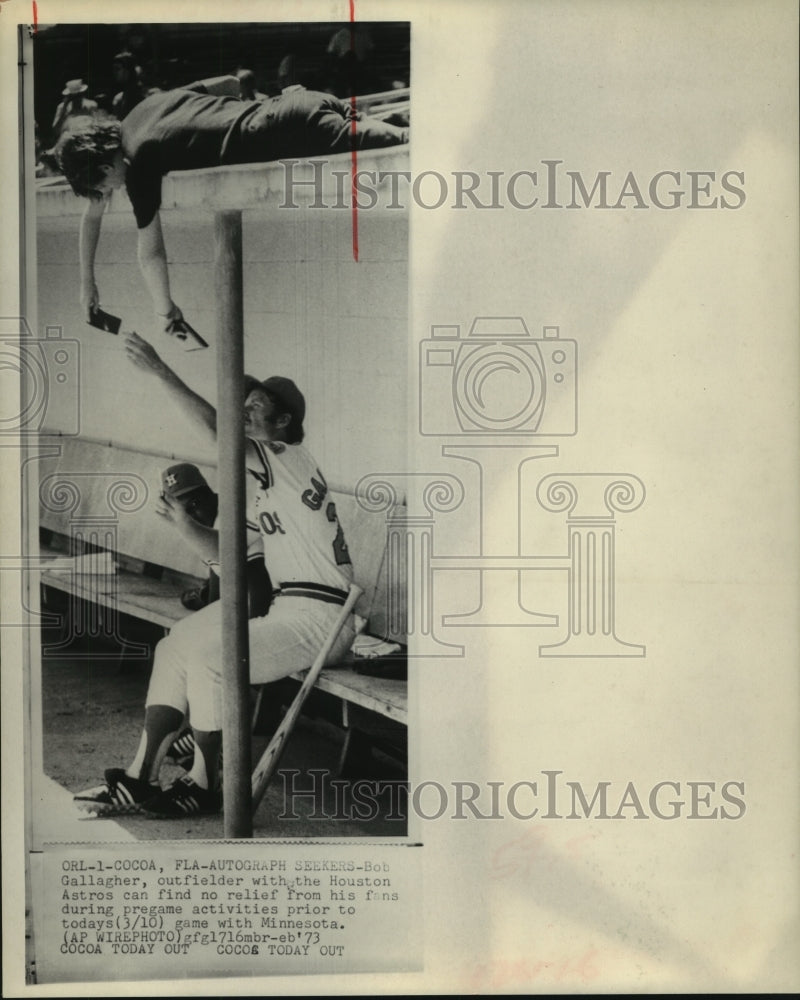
[247,439,275,487]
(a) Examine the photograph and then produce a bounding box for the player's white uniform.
[247,438,354,595]
[146,440,357,731]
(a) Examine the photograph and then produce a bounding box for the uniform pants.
[146,594,357,731]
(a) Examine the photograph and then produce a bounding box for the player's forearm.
[158,367,218,440]
[138,258,174,316]
[79,199,106,287]
[136,232,174,316]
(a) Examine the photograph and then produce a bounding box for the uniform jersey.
[247,438,353,596]
[199,482,272,616]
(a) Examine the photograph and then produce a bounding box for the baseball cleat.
[74,768,158,816]
[141,775,222,818]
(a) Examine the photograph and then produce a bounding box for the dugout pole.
[214,209,252,837]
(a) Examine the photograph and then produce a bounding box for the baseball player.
[160,461,271,616]
[55,79,408,333]
[74,332,357,818]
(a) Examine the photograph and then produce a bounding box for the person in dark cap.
[51,79,98,143]
[74,332,357,819]
[159,461,271,616]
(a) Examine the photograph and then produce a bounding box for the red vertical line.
[349,0,359,261]
[32,2,38,34]
[350,118,359,261]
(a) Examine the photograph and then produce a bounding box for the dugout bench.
[37,436,408,778]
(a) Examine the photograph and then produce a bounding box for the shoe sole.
[74,799,143,817]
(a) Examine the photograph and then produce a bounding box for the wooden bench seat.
[41,560,190,631]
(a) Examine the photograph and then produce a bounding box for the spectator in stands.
[235,68,266,102]
[51,79,97,143]
[111,51,154,120]
[324,25,381,98]
[55,79,408,334]
[275,52,317,94]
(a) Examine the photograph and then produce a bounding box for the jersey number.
[259,511,286,535]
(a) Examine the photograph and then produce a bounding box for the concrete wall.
[35,158,408,492]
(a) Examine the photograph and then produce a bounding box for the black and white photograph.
[31,17,411,841]
[2,0,799,995]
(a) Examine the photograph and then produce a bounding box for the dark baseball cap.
[161,463,210,498]
[244,374,305,427]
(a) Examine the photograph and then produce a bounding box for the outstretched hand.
[155,491,192,531]
[124,331,170,378]
[160,302,184,334]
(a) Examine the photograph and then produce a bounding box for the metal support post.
[214,209,252,837]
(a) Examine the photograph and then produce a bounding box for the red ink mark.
[490,827,599,880]
[489,828,548,880]
[565,831,598,859]
[466,949,601,991]
[350,114,358,262]
[32,1,38,33]
[349,0,359,262]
